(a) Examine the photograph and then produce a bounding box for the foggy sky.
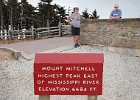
[26,0,140,19]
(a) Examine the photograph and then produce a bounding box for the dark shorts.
[71,26,80,36]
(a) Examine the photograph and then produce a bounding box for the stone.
[81,18,140,49]
[106,36,112,46]
[132,30,139,34]
[136,38,140,49]
[121,32,128,37]
[14,52,21,59]
[128,31,134,37]
[111,37,118,46]
[84,40,94,45]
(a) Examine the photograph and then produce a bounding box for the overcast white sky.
[26,0,140,19]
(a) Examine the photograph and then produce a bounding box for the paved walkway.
[0,37,73,53]
[0,37,74,59]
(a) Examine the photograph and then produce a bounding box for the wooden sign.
[34,53,104,95]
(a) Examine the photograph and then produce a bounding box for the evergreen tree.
[90,9,99,19]
[56,5,67,24]
[20,0,35,29]
[0,0,71,30]
[0,0,4,32]
[82,8,89,18]
[38,0,53,27]
[6,0,20,30]
[21,0,28,4]
[3,1,9,30]
[67,7,72,16]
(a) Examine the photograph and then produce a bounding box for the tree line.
[0,0,99,32]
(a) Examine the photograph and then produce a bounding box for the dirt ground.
[0,39,32,61]
[0,49,15,61]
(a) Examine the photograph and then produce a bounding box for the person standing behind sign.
[109,4,122,19]
[67,7,84,48]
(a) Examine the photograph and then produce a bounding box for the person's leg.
[72,27,80,48]
[75,35,80,44]
[73,36,76,44]
[72,26,77,47]
[74,36,79,48]
[75,27,80,46]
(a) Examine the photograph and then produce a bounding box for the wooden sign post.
[34,53,104,100]
[88,95,97,100]
[39,95,50,100]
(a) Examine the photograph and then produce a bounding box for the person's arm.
[80,15,86,20]
[67,17,73,26]
[109,10,114,19]
[109,16,113,19]
[67,14,74,25]
[114,10,122,19]
[118,10,122,18]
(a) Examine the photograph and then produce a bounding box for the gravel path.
[0,45,140,100]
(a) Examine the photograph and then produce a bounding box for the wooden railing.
[61,25,71,35]
[0,24,71,40]
[35,26,59,38]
